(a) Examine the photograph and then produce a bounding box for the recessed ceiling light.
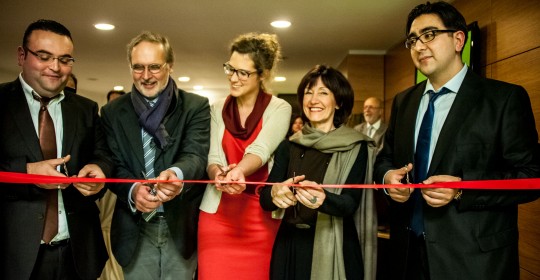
[94,23,115,31]
[274,76,286,82]
[113,85,124,91]
[193,85,204,90]
[178,76,190,82]
[270,20,291,28]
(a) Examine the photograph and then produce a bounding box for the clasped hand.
[26,154,106,196]
[271,175,326,209]
[383,163,461,207]
[214,164,247,195]
[134,169,183,213]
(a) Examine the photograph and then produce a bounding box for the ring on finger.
[309,196,318,204]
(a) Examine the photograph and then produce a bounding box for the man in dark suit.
[374,2,540,280]
[0,19,113,279]
[101,31,209,279]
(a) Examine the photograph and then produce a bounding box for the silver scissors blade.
[218,165,230,177]
[141,171,157,195]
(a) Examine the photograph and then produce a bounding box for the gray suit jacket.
[0,79,113,280]
[101,88,210,266]
[354,121,387,154]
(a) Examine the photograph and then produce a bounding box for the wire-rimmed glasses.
[24,47,75,66]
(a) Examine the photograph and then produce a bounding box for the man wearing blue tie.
[101,31,210,279]
[374,2,540,280]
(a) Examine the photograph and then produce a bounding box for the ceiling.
[0,0,428,106]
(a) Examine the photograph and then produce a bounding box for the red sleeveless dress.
[198,119,281,280]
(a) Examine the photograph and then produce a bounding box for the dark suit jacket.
[374,70,540,280]
[101,88,209,266]
[0,79,113,280]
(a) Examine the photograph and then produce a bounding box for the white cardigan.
[200,95,292,213]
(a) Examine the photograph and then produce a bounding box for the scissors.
[141,171,157,196]
[218,165,231,177]
[290,171,297,195]
[141,171,158,222]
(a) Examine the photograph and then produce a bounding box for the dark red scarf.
[222,90,272,140]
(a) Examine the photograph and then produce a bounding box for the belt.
[146,212,166,223]
[155,212,166,218]
[43,239,69,247]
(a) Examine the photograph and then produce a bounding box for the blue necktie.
[411,87,450,236]
[142,101,158,221]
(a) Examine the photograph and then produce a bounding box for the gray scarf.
[291,124,377,280]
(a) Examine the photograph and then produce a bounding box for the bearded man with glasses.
[101,31,210,279]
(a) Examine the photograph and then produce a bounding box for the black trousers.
[405,232,430,280]
[30,240,85,280]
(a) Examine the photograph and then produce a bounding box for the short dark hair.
[296,65,354,128]
[287,113,303,138]
[23,19,72,48]
[107,90,126,102]
[406,1,468,50]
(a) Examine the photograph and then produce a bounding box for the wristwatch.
[454,189,463,200]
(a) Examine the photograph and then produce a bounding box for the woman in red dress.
[198,33,292,280]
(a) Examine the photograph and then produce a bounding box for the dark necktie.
[411,87,450,236]
[142,100,158,221]
[34,92,59,243]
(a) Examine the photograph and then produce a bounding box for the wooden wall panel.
[491,47,540,134]
[519,200,540,278]
[521,269,539,280]
[338,54,384,115]
[383,43,415,121]
[453,0,492,67]
[491,0,540,63]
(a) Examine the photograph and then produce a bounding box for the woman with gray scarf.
[260,65,377,280]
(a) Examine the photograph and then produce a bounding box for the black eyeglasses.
[405,29,457,49]
[25,47,75,66]
[223,63,258,80]
[131,63,167,74]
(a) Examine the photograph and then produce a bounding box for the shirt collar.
[19,73,65,104]
[368,119,381,130]
[423,64,468,95]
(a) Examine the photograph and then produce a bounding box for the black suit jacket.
[374,70,540,280]
[0,79,113,280]
[101,88,209,266]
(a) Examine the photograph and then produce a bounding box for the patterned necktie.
[411,87,450,236]
[34,92,59,243]
[142,101,158,221]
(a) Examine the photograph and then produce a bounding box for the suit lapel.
[373,124,385,142]
[61,95,77,156]
[7,81,43,161]
[428,71,482,176]
[119,103,146,168]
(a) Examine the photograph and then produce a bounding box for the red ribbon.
[1,171,540,189]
